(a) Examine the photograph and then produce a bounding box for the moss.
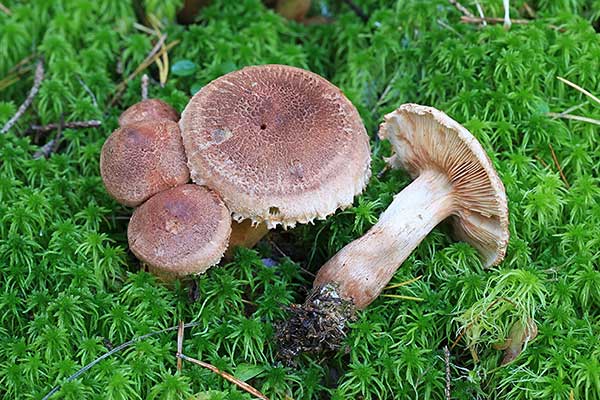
[1,0,599,399]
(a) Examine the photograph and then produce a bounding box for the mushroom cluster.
[277,104,509,358]
[101,65,371,279]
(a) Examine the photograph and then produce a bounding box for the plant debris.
[497,318,538,365]
[276,284,356,362]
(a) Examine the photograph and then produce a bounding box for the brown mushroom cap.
[100,120,190,207]
[379,104,509,266]
[119,99,179,127]
[128,184,231,277]
[179,64,371,228]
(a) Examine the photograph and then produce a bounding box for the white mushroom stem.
[314,170,455,309]
[503,0,511,29]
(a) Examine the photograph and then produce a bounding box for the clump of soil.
[276,284,356,362]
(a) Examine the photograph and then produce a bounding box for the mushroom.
[128,184,231,278]
[100,119,190,207]
[277,104,509,357]
[118,98,179,126]
[101,65,371,278]
[179,64,371,229]
[103,99,265,259]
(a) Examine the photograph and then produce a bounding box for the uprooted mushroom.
[276,104,509,358]
[100,64,371,278]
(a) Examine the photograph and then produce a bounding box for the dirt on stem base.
[276,284,356,362]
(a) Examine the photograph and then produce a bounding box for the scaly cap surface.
[100,120,190,207]
[128,184,231,277]
[180,64,371,228]
[119,99,179,126]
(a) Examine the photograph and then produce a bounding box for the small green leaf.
[234,363,264,382]
[172,60,197,77]
[190,83,203,95]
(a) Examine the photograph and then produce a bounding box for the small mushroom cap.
[180,64,371,228]
[128,184,231,277]
[119,99,179,126]
[379,104,509,267]
[100,120,190,207]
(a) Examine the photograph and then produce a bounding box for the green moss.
[1,0,599,399]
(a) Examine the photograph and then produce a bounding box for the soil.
[276,284,357,363]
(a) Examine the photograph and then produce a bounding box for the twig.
[0,2,11,15]
[503,0,511,29]
[341,0,369,22]
[554,102,587,118]
[141,74,149,100]
[460,15,564,31]
[448,0,475,18]
[177,321,184,373]
[241,298,257,306]
[8,55,35,75]
[1,60,44,134]
[548,143,570,188]
[76,76,98,107]
[177,353,269,400]
[0,56,35,92]
[110,36,179,106]
[0,75,20,92]
[24,120,101,135]
[371,74,398,115]
[376,164,390,179]
[33,139,56,160]
[460,15,530,25]
[41,322,202,400]
[444,346,451,400]
[475,1,486,26]
[546,112,600,126]
[134,22,158,36]
[523,2,536,18]
[534,155,549,168]
[116,56,124,76]
[556,76,600,105]
[148,18,170,87]
[34,114,64,159]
